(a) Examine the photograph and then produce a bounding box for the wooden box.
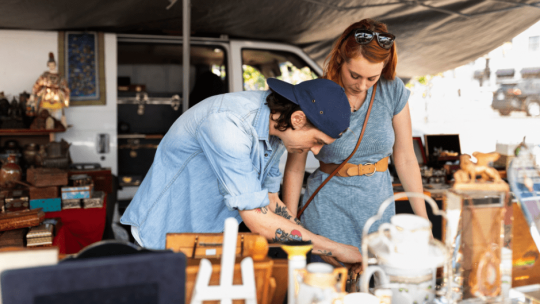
[61,199,81,209]
[27,168,68,187]
[82,191,105,209]
[26,223,54,247]
[0,209,45,232]
[3,189,30,212]
[5,197,29,212]
[166,233,276,304]
[0,228,27,248]
[166,233,268,260]
[29,186,58,200]
[68,165,113,193]
[61,185,93,199]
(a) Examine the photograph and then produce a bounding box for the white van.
[113,34,323,200]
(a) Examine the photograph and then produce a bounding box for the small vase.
[0,154,22,189]
[23,143,39,166]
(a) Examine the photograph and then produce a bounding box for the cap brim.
[266,78,298,105]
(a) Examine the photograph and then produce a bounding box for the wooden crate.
[27,168,68,187]
[166,232,276,304]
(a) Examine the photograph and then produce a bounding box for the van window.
[118,43,228,106]
[241,49,317,91]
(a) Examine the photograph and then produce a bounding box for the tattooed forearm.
[272,228,303,243]
[294,218,305,227]
[275,203,292,220]
[314,249,333,256]
[255,206,268,214]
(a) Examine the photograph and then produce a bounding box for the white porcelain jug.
[295,263,347,304]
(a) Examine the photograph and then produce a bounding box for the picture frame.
[412,136,427,166]
[58,31,106,106]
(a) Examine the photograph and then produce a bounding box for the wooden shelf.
[118,134,164,140]
[0,128,66,136]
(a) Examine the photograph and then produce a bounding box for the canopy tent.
[1,0,539,78]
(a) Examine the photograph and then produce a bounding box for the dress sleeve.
[197,112,269,211]
[393,77,411,116]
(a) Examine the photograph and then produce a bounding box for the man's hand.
[318,256,363,276]
[313,243,362,265]
[334,243,363,264]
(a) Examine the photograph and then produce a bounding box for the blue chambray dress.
[300,77,410,250]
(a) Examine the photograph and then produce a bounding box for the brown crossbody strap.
[296,82,378,219]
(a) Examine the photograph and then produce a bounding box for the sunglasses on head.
[340,29,395,50]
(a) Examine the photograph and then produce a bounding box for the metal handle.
[361,192,448,272]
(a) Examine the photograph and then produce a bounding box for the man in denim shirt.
[121,78,363,266]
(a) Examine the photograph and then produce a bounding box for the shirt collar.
[253,91,273,150]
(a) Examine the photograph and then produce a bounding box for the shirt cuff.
[224,188,269,211]
[262,174,282,193]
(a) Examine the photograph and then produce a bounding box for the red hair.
[323,19,397,85]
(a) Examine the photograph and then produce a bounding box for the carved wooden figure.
[453,151,509,191]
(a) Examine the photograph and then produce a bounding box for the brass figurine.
[27,53,70,128]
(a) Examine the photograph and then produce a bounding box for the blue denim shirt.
[120,91,285,249]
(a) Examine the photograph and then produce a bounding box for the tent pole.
[182,0,190,113]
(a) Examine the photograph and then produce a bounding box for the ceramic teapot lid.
[364,231,449,269]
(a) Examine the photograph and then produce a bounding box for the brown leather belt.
[319,156,389,177]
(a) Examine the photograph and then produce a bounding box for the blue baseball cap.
[267,78,351,138]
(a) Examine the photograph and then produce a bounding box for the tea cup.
[378,214,431,255]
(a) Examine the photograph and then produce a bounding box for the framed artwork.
[412,136,427,166]
[58,32,106,106]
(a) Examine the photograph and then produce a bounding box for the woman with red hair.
[283,19,428,265]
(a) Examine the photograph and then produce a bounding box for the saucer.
[364,231,449,269]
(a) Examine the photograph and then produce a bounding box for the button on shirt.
[120,91,285,249]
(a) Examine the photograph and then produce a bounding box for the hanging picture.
[58,32,106,106]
